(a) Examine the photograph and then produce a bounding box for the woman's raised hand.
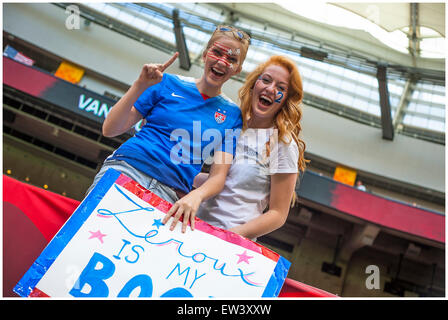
[136,52,179,88]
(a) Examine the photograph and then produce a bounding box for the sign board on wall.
[333,165,357,186]
[3,57,115,124]
[3,57,144,132]
[14,169,290,298]
[54,61,85,84]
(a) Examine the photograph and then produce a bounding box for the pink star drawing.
[88,230,107,244]
[236,250,253,265]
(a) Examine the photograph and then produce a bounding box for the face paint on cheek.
[206,51,231,67]
[214,41,240,57]
[274,91,284,103]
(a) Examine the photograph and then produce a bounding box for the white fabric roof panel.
[332,3,445,37]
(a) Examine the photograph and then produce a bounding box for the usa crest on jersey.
[214,109,227,124]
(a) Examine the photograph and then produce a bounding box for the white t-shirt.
[196,128,299,234]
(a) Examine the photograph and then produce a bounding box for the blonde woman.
[88,26,251,233]
[195,55,307,240]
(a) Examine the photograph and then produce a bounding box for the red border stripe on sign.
[29,288,50,297]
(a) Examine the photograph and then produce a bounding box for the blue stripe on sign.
[13,168,121,297]
[261,256,291,297]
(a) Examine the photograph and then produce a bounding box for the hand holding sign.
[136,52,179,89]
[163,189,203,233]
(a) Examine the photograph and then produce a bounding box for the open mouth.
[211,67,225,77]
[259,94,273,107]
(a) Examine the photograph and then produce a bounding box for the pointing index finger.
[160,52,179,72]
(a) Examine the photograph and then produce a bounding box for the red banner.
[3,175,80,242]
[3,175,80,297]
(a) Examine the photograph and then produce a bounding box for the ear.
[202,49,208,63]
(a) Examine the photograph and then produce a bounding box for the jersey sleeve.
[269,138,299,174]
[133,74,167,118]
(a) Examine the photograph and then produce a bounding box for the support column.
[377,64,394,140]
[339,224,381,263]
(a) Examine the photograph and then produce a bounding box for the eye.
[278,86,286,92]
[212,48,223,56]
[261,77,272,84]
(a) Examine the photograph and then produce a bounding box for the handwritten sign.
[14,169,290,298]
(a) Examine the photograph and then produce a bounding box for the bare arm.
[194,151,233,201]
[193,172,209,189]
[102,52,179,137]
[102,85,146,137]
[162,151,233,233]
[229,172,298,239]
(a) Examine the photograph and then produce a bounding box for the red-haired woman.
[195,55,307,240]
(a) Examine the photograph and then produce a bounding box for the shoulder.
[216,92,239,109]
[278,136,299,157]
[216,93,242,124]
[280,135,298,150]
[272,134,299,162]
[268,136,299,174]
[167,73,196,88]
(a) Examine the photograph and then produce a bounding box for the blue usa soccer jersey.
[110,73,243,194]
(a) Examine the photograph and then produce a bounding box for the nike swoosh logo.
[171,92,185,99]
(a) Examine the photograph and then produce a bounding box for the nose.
[265,82,277,94]
[215,57,230,68]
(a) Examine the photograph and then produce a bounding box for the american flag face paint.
[206,41,240,70]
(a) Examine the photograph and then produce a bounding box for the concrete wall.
[3,3,445,193]
[3,138,95,200]
[271,224,444,297]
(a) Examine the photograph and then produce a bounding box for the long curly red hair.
[238,55,307,173]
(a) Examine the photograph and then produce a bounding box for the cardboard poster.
[14,169,290,298]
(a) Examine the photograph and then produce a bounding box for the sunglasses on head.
[217,25,251,42]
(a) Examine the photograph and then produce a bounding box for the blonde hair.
[203,25,251,71]
[238,55,308,205]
